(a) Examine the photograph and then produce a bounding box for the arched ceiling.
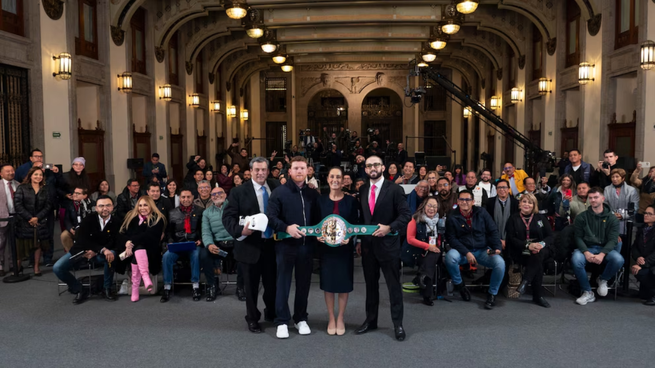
[110,0,565,82]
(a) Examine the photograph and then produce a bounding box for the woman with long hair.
[14,167,52,276]
[162,179,180,209]
[119,196,166,302]
[90,180,117,203]
[204,170,218,188]
[427,170,439,196]
[417,165,428,181]
[233,173,243,187]
[315,167,359,335]
[216,163,234,194]
[385,162,399,182]
[547,174,576,230]
[407,197,442,306]
[453,165,466,186]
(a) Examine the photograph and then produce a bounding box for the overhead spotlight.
[281,57,294,72]
[441,3,463,35]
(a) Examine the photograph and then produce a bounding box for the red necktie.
[369,184,376,215]
[7,182,14,200]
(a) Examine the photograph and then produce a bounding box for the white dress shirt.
[99,215,111,231]
[3,179,16,214]
[251,179,271,240]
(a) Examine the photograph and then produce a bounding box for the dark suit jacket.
[70,214,121,255]
[223,179,279,264]
[359,179,411,262]
[485,196,520,218]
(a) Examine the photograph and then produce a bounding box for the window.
[615,0,639,49]
[195,52,203,93]
[265,77,287,112]
[566,1,580,68]
[0,0,23,36]
[423,84,447,111]
[75,0,98,59]
[168,33,178,85]
[131,7,146,75]
[532,24,542,80]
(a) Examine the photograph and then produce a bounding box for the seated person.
[147,182,172,221]
[631,204,655,306]
[200,187,234,301]
[407,197,442,306]
[184,169,205,199]
[572,187,624,306]
[505,193,554,308]
[53,196,119,304]
[193,180,213,209]
[161,189,204,302]
[445,190,505,310]
[407,180,430,214]
[60,187,94,252]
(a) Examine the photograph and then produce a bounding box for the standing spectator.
[395,143,408,166]
[228,143,250,171]
[147,182,172,221]
[60,187,93,252]
[354,155,367,180]
[327,143,343,167]
[90,180,117,203]
[217,164,235,195]
[500,162,529,196]
[143,153,167,184]
[59,158,91,230]
[557,151,570,175]
[603,168,639,242]
[162,179,180,209]
[631,205,655,305]
[351,141,364,161]
[184,155,208,184]
[16,149,44,183]
[14,167,52,276]
[596,149,621,188]
[0,164,19,276]
[453,165,466,187]
[563,149,592,185]
[630,164,655,215]
[478,170,498,199]
[184,169,205,198]
[115,179,141,221]
[366,141,382,158]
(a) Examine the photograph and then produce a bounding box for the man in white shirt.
[0,164,19,277]
[477,170,497,199]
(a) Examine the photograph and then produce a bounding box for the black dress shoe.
[394,325,406,341]
[533,297,551,308]
[516,280,529,295]
[484,293,496,310]
[103,289,116,301]
[0,270,5,277]
[456,283,471,301]
[422,297,434,306]
[160,289,170,303]
[644,297,655,306]
[206,286,217,302]
[73,290,89,305]
[264,308,275,323]
[34,272,42,277]
[248,322,262,333]
[355,321,377,335]
[236,287,247,301]
[192,288,202,301]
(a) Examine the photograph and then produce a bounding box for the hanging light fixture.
[463,107,471,118]
[417,60,429,68]
[281,57,294,72]
[441,3,463,35]
[117,72,133,93]
[261,41,277,53]
[510,88,522,103]
[52,52,72,80]
[456,0,478,15]
[224,1,248,19]
[430,36,447,50]
[227,105,237,118]
[538,78,552,95]
[159,84,172,101]
[578,62,595,84]
[211,100,222,113]
[272,53,287,64]
[489,96,499,109]
[240,109,249,121]
[641,40,655,70]
[421,49,437,63]
[189,93,200,108]
[243,9,264,38]
[245,24,264,38]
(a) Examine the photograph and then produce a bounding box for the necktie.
[369,184,376,215]
[7,182,14,200]
[261,186,273,238]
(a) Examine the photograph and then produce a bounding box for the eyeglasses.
[504,167,513,171]
[365,163,382,168]
[458,198,473,202]
[426,204,439,209]
[417,186,429,191]
[497,186,509,190]
[645,213,655,216]
[73,192,84,195]
[438,183,450,188]
[96,204,113,209]
[211,192,226,196]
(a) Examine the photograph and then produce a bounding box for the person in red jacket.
[407,197,442,306]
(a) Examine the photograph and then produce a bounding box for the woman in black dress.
[316,167,359,336]
[505,193,554,308]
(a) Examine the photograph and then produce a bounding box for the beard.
[368,170,381,180]
[439,189,450,197]
[481,178,490,183]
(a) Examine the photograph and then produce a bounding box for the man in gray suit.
[0,164,19,277]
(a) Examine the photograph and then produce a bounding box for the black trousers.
[241,239,277,323]
[362,251,403,326]
[635,268,655,298]
[418,251,442,299]
[274,241,314,326]
[522,246,554,299]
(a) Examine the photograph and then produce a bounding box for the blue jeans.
[445,248,506,295]
[571,245,624,292]
[53,250,115,293]
[162,248,200,285]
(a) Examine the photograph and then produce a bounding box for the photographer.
[597,149,622,188]
[367,128,381,149]
[327,143,343,168]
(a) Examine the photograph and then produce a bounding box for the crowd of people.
[1,144,655,342]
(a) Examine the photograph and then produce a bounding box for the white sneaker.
[597,277,609,297]
[276,324,289,339]
[576,291,596,305]
[295,321,311,335]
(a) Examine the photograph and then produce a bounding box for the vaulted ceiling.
[109,0,602,83]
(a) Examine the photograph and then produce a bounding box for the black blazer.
[223,179,279,264]
[118,217,166,275]
[70,214,121,255]
[485,196,520,218]
[632,227,655,275]
[358,179,411,262]
[505,213,554,263]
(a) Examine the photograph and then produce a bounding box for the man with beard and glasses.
[478,170,497,198]
[458,171,492,208]
[436,178,457,218]
[356,156,411,341]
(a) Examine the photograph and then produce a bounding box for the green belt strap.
[274,214,397,247]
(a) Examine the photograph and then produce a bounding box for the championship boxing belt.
[274,214,397,247]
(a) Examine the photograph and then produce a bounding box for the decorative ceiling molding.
[297,64,407,72]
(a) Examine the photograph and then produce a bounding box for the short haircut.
[74,187,88,195]
[577,181,590,188]
[610,168,626,179]
[569,149,581,155]
[146,182,161,191]
[180,189,194,196]
[126,178,139,186]
[646,204,655,213]
[290,156,308,165]
[232,163,241,169]
[519,193,539,214]
[96,195,114,204]
[271,167,280,173]
[603,149,616,156]
[30,149,43,157]
[496,179,509,187]
[354,178,365,184]
[366,155,382,163]
[197,180,210,187]
[403,160,415,168]
[458,189,473,199]
[587,187,604,195]
[482,169,491,175]
[0,163,14,171]
[194,169,204,175]
[436,177,450,185]
[249,156,269,169]
[523,177,535,186]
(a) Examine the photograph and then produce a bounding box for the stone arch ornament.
[43,0,64,21]
[110,0,147,46]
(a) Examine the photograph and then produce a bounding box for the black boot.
[533,296,551,308]
[206,285,217,302]
[192,288,202,301]
[516,280,529,295]
[103,288,116,301]
[455,282,471,301]
[422,296,434,306]
[160,289,170,303]
[484,293,496,310]
[236,287,246,301]
[644,297,655,306]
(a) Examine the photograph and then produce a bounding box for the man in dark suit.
[53,195,120,304]
[356,155,411,341]
[223,157,279,333]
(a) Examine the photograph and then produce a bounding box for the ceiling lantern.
[261,42,277,53]
[641,40,655,70]
[441,3,463,35]
[225,1,248,20]
[243,9,264,38]
[430,36,447,50]
[456,0,479,15]
[246,24,264,38]
[259,29,278,53]
[281,57,294,72]
[421,49,437,63]
[417,60,429,68]
[272,53,287,64]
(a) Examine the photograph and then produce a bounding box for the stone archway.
[361,88,403,150]
[307,89,348,139]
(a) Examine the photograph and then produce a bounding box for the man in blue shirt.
[143,153,167,184]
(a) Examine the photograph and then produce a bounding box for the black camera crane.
[405,60,554,175]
